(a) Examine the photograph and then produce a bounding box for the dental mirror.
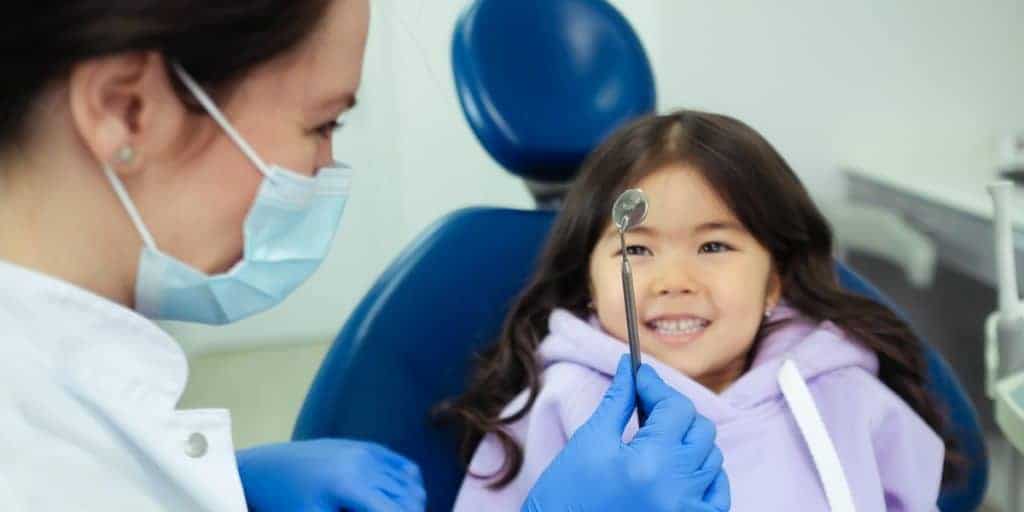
[611,188,649,425]
[613,188,648,232]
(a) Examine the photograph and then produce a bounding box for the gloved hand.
[523,355,730,512]
[236,438,426,512]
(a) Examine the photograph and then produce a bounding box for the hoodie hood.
[537,303,879,424]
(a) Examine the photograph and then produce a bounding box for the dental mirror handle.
[620,230,647,426]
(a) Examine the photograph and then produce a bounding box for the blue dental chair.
[294,1,988,510]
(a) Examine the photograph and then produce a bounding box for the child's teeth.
[652,319,708,334]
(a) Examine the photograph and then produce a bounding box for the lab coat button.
[184,432,208,458]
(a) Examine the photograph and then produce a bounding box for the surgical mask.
[101,63,352,325]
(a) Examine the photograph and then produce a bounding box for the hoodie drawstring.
[778,359,857,511]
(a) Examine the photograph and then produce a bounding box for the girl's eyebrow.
[693,220,745,234]
[601,220,745,241]
[602,225,657,241]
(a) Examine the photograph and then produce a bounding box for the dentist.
[0,1,729,510]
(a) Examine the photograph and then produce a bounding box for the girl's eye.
[699,241,733,254]
[315,119,344,139]
[624,245,653,256]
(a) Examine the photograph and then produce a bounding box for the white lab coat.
[0,260,248,511]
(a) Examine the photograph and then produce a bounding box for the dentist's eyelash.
[314,119,345,138]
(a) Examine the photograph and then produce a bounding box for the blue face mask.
[101,63,352,325]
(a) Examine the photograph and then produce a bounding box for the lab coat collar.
[0,259,189,412]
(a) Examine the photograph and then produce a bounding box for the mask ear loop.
[102,162,159,251]
[170,62,272,179]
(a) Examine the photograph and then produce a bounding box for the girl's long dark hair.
[436,110,962,488]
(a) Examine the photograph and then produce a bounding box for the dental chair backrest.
[294,1,987,510]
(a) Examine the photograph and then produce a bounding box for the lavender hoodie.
[453,306,944,511]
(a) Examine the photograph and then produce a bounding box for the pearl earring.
[115,145,135,164]
[764,307,774,318]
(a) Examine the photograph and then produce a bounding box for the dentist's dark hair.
[436,110,963,488]
[0,0,331,150]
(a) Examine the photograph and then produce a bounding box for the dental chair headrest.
[452,0,656,187]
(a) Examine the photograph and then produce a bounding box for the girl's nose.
[650,261,699,296]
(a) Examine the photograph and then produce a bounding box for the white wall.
[653,0,1024,201]
[170,0,1024,354]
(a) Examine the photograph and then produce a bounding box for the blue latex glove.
[523,355,730,512]
[236,438,426,512]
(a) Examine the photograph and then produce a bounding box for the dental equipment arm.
[987,181,1024,511]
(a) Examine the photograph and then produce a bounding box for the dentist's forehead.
[261,0,369,110]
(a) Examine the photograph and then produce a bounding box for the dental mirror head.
[612,188,648,232]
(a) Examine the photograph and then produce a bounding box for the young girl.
[439,110,959,511]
